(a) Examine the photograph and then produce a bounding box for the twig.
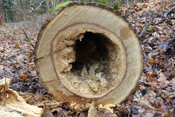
[164,6,175,17]
[19,79,24,96]
[139,12,149,37]
[33,13,40,31]
[29,0,42,31]
[22,29,35,48]
[10,61,31,73]
[3,68,7,106]
[36,0,46,10]
[16,60,31,73]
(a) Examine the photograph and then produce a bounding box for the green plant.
[113,2,120,10]
[0,23,5,27]
[147,27,154,32]
[99,0,109,6]
[51,1,72,15]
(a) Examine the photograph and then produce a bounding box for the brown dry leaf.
[132,115,141,117]
[147,81,157,87]
[148,58,159,64]
[17,55,24,61]
[30,70,37,77]
[19,74,27,80]
[15,43,20,48]
[35,94,44,103]
[163,109,174,117]
[148,76,158,82]
[0,65,4,76]
[56,109,68,117]
[43,103,53,117]
[79,112,88,117]
[0,46,3,51]
[0,65,4,70]
[137,96,156,110]
[168,78,175,87]
[158,72,169,88]
[43,110,53,117]
[0,78,42,117]
[101,110,118,117]
[0,106,24,117]
[19,93,34,105]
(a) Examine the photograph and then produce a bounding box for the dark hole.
[71,32,109,74]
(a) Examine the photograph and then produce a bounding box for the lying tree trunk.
[35,2,143,107]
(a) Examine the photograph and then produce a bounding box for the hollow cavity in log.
[70,32,118,93]
[53,29,125,98]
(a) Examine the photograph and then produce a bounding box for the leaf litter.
[0,0,175,116]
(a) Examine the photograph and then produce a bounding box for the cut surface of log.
[35,2,143,107]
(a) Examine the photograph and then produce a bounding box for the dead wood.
[35,3,143,108]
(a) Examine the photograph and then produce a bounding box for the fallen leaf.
[30,70,37,77]
[0,65,4,76]
[131,105,139,115]
[158,72,169,88]
[0,46,3,51]
[101,110,118,117]
[148,59,159,64]
[19,74,27,80]
[15,43,19,48]
[17,55,24,61]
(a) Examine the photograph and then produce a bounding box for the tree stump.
[35,3,143,107]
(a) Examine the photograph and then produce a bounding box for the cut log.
[35,3,143,107]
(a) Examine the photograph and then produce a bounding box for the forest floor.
[0,0,175,117]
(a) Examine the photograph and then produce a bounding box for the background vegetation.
[0,0,149,23]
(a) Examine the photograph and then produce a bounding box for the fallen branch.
[36,0,46,10]
[3,70,7,106]
[10,61,30,95]
[10,61,31,73]
[33,13,40,31]
[29,1,41,31]
[19,78,24,96]
[34,0,46,31]
[22,29,35,48]
[164,6,175,17]
[16,60,31,73]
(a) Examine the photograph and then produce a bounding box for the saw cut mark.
[120,26,132,40]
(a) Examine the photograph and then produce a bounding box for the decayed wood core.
[71,32,117,94]
[51,23,127,98]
